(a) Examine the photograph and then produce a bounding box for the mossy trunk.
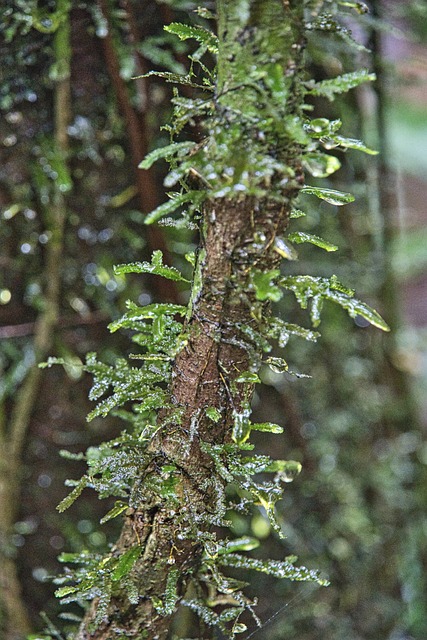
[77,2,305,638]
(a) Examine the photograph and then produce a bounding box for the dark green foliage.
[54,546,142,627]
[305,69,375,100]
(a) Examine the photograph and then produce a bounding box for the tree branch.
[98,0,181,304]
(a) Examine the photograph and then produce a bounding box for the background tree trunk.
[0,4,71,637]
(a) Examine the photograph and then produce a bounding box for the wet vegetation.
[0,1,426,639]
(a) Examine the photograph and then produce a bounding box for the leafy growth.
[164,23,218,54]
[49,4,389,636]
[305,69,375,101]
[279,275,390,330]
[114,250,189,282]
[288,231,338,252]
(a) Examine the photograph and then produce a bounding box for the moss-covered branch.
[56,3,387,638]
[74,2,309,638]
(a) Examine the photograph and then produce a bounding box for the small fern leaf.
[142,190,203,225]
[219,554,329,585]
[100,501,128,524]
[138,141,196,170]
[333,134,378,155]
[288,232,338,252]
[306,69,375,101]
[111,547,141,582]
[114,250,189,282]
[165,23,219,53]
[57,476,88,512]
[301,186,355,206]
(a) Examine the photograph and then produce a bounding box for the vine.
[39,2,389,639]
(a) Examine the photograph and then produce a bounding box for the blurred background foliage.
[0,1,426,639]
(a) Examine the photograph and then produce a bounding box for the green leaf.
[290,209,306,219]
[111,547,141,582]
[109,301,186,333]
[264,459,302,481]
[57,476,88,512]
[59,450,85,461]
[273,237,299,260]
[162,568,180,615]
[306,69,375,101]
[305,118,377,155]
[338,1,369,12]
[306,118,342,137]
[287,232,338,252]
[307,14,369,52]
[143,190,203,225]
[134,70,211,90]
[301,186,355,206]
[100,501,128,525]
[138,141,196,170]
[250,422,283,434]
[114,250,189,282]
[234,371,261,384]
[219,554,329,585]
[264,357,288,373]
[55,586,79,599]
[267,318,320,346]
[252,269,283,301]
[232,404,252,445]
[165,23,218,53]
[39,356,66,369]
[184,251,196,266]
[332,135,378,155]
[218,537,260,554]
[279,275,390,331]
[206,407,221,422]
[194,7,216,19]
[152,568,179,616]
[326,290,390,331]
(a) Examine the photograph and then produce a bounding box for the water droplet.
[0,289,11,304]
[37,473,52,488]
[303,152,341,178]
[32,567,49,582]
[21,243,32,254]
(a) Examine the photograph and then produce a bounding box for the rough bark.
[77,199,295,640]
[77,1,305,637]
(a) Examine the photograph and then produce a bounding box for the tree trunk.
[0,3,71,636]
[0,459,31,640]
[98,0,181,304]
[77,1,305,637]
